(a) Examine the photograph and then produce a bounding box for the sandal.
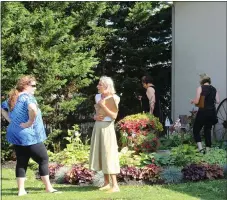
[199,148,206,154]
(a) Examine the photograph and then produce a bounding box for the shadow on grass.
[162,179,227,200]
[1,185,98,196]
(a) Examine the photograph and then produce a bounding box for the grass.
[1,168,227,200]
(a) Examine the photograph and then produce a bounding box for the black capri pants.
[14,142,49,177]
[193,109,216,148]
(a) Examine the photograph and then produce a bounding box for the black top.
[199,85,217,111]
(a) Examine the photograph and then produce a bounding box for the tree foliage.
[1,2,172,153]
[1,2,113,127]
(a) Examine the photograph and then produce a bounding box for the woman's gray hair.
[100,76,116,94]
[199,73,211,85]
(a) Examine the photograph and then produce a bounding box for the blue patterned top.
[1,93,47,146]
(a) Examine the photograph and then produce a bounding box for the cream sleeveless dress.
[89,94,120,174]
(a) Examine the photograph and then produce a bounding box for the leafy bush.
[117,166,143,182]
[160,166,183,184]
[203,163,224,180]
[92,171,104,187]
[48,163,64,179]
[182,163,224,181]
[159,132,194,150]
[170,144,202,167]
[28,159,38,170]
[139,153,155,167]
[119,147,142,167]
[140,135,160,153]
[48,125,90,166]
[65,164,94,185]
[116,113,163,154]
[55,166,71,184]
[223,164,227,178]
[201,148,226,166]
[141,164,162,183]
[182,164,207,181]
[1,129,15,162]
[140,152,174,167]
[153,153,174,167]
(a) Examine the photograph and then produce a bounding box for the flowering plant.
[64,164,94,185]
[116,113,163,154]
[48,163,64,179]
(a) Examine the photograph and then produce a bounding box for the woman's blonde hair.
[100,76,116,94]
[199,73,211,85]
[8,75,36,111]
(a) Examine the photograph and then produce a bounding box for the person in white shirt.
[89,76,120,193]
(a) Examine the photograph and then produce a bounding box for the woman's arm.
[215,90,220,104]
[191,86,202,105]
[146,87,155,114]
[98,97,119,120]
[1,108,11,123]
[20,103,37,128]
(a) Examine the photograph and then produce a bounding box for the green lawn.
[1,168,227,200]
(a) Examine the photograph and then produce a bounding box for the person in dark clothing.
[191,74,220,153]
[141,75,163,123]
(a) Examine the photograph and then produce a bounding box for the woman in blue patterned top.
[1,75,61,196]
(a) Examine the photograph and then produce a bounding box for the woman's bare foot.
[18,190,27,196]
[106,186,120,193]
[46,189,62,193]
[99,184,111,191]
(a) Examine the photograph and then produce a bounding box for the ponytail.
[8,89,19,111]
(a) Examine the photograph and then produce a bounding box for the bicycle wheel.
[213,98,227,141]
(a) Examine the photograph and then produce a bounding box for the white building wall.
[172,2,227,120]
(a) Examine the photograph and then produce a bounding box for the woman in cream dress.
[89,76,120,193]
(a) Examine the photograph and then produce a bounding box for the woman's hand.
[98,99,106,108]
[190,99,195,104]
[20,121,33,128]
[93,114,104,121]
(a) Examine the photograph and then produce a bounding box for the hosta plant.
[170,144,202,167]
[119,147,142,167]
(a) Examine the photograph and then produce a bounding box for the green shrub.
[201,148,226,166]
[1,129,14,162]
[170,144,202,167]
[116,113,163,154]
[92,171,104,187]
[223,164,227,178]
[160,166,183,184]
[153,153,174,167]
[55,166,71,184]
[159,132,194,150]
[48,125,90,166]
[119,147,142,167]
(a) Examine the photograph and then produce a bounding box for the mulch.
[2,161,16,169]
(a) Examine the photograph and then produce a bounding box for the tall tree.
[1,2,113,128]
[79,2,172,120]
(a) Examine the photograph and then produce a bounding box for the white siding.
[172,2,227,120]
